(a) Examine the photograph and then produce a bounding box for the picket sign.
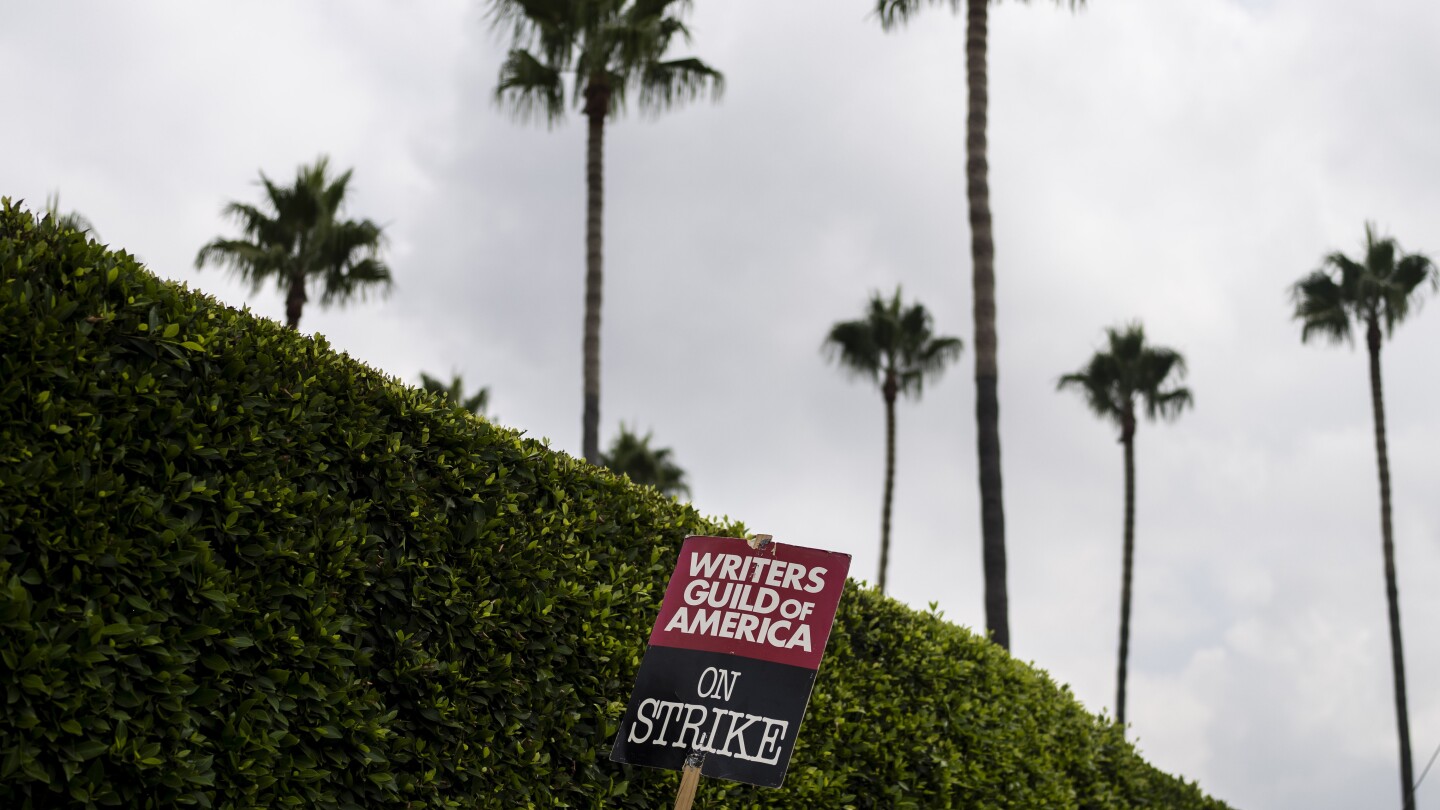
[609,534,852,808]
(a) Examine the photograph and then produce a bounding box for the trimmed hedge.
[0,200,1230,809]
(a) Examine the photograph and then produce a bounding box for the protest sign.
[611,535,851,789]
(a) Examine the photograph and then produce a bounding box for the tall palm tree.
[420,372,491,416]
[824,288,963,594]
[1057,322,1191,729]
[601,423,689,498]
[490,0,723,464]
[875,0,1084,649]
[196,156,392,330]
[1291,223,1436,810]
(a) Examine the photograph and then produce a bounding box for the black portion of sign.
[609,646,816,788]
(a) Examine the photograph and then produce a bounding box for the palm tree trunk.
[879,387,897,593]
[967,0,1007,650]
[285,273,306,330]
[1367,319,1415,810]
[1116,427,1136,728]
[582,84,609,464]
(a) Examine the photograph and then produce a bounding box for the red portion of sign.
[648,536,851,670]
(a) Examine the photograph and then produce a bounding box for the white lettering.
[652,700,683,745]
[689,552,723,579]
[665,607,691,633]
[719,554,742,581]
[697,667,741,701]
[720,610,740,638]
[629,701,793,768]
[683,579,707,606]
[748,557,773,582]
[673,704,708,749]
[720,712,761,759]
[804,566,827,593]
[753,587,780,614]
[756,719,789,765]
[694,608,722,635]
[766,619,791,646]
[736,613,760,641]
[627,698,658,743]
[786,623,812,651]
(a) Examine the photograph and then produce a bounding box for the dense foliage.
[0,201,1228,808]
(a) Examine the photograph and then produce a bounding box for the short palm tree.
[875,0,1085,651]
[196,156,392,330]
[43,193,98,240]
[601,423,689,498]
[1057,322,1192,729]
[824,288,963,594]
[490,0,723,464]
[1291,223,1436,810]
[420,372,490,416]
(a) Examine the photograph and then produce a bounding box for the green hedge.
[0,200,1229,809]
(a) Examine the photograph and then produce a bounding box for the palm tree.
[601,423,689,498]
[490,0,723,464]
[824,288,963,594]
[1057,322,1192,729]
[420,372,490,416]
[196,156,392,330]
[1291,223,1436,810]
[43,193,98,240]
[876,0,1084,649]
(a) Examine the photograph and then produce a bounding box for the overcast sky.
[6,1,1440,806]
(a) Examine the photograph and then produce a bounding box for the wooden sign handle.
[672,751,704,810]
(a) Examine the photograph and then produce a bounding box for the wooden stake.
[672,752,704,810]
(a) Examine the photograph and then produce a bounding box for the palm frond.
[636,57,722,113]
[42,192,99,239]
[318,163,355,217]
[319,256,393,306]
[1290,270,1352,345]
[421,372,489,416]
[823,320,883,382]
[194,238,288,292]
[321,217,386,260]
[1139,345,1186,387]
[1059,322,1190,432]
[496,48,568,126]
[1381,252,1437,335]
[873,0,959,31]
[488,0,581,64]
[627,0,691,25]
[1057,367,1122,423]
[1147,387,1194,421]
[602,422,689,497]
[611,13,689,67]
[1364,222,1396,278]
[898,329,962,397]
[1294,223,1435,344]
[1392,253,1438,293]
[220,201,293,249]
[826,287,961,399]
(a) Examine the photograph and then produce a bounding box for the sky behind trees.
[4,1,1440,807]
